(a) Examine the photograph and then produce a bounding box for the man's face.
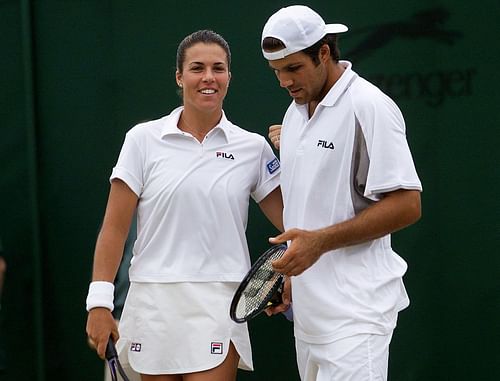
[267,51,328,105]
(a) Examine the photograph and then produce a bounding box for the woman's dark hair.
[176,30,231,72]
[262,34,340,65]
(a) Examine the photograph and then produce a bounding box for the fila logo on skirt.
[130,342,142,352]
[211,342,223,355]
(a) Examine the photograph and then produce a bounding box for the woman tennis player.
[86,30,283,381]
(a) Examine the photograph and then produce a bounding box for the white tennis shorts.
[296,332,393,381]
[116,282,253,375]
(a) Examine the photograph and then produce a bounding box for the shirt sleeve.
[109,128,144,197]
[354,88,422,200]
[251,138,281,203]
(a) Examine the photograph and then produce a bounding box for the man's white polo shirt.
[280,61,422,344]
[110,106,280,283]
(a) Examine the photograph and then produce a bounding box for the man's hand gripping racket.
[230,244,292,323]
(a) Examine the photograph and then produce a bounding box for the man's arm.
[270,189,421,276]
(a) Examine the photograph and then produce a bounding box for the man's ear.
[319,44,331,63]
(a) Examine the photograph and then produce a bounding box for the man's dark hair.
[262,34,341,65]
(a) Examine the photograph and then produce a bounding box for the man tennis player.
[261,5,422,381]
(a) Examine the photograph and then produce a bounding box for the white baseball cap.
[261,5,348,60]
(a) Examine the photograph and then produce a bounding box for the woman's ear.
[175,70,183,88]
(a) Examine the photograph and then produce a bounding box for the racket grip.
[282,304,293,321]
[105,339,118,360]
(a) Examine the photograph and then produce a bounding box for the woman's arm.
[258,186,284,232]
[86,179,138,359]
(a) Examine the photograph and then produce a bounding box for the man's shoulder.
[348,76,399,114]
[350,76,385,100]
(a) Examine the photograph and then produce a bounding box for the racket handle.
[106,339,118,360]
[282,304,293,321]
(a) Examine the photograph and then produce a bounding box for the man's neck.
[308,61,346,117]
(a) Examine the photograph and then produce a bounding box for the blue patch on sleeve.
[266,158,280,174]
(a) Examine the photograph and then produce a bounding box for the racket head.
[230,244,287,323]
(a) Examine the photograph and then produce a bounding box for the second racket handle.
[282,303,293,321]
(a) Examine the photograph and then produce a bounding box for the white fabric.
[104,360,141,381]
[86,281,114,311]
[296,333,392,381]
[279,61,422,344]
[261,5,347,60]
[110,106,280,283]
[116,282,252,374]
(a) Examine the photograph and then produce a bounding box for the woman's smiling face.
[176,42,231,113]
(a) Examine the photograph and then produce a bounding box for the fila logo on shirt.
[216,151,235,160]
[211,342,223,354]
[317,140,335,150]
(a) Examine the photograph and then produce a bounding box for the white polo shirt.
[111,106,280,283]
[280,61,422,344]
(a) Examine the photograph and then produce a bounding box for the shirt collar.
[291,61,358,118]
[320,60,358,107]
[160,106,231,143]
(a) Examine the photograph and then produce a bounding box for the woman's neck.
[178,107,222,143]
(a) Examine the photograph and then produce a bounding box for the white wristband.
[86,281,115,312]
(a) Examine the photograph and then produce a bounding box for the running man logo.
[216,151,234,160]
[211,342,223,354]
[345,7,462,63]
[344,7,475,107]
[317,140,335,150]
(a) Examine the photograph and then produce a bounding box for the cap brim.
[325,24,348,34]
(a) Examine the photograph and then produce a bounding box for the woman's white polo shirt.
[111,106,281,283]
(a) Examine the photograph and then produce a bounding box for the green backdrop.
[1,0,499,380]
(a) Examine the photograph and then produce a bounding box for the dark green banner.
[1,1,498,380]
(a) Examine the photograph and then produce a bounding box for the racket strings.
[236,248,285,318]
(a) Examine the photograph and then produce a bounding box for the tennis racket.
[230,244,287,323]
[106,339,130,381]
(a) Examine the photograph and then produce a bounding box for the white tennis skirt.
[116,282,253,375]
